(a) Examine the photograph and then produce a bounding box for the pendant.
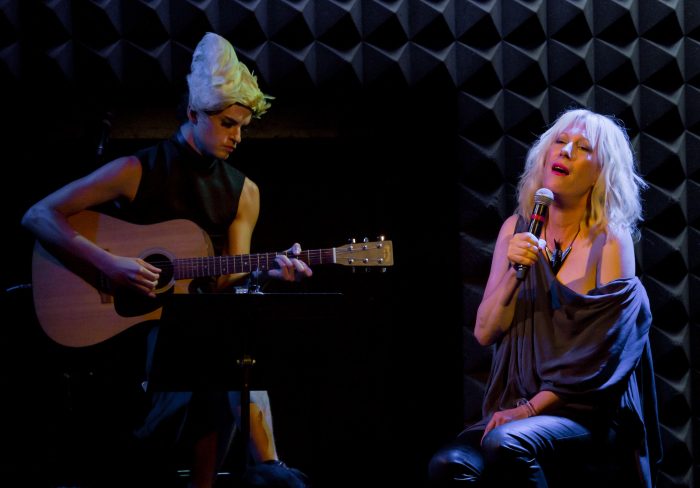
[544,242,572,275]
[543,225,580,275]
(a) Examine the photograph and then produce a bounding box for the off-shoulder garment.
[472,219,662,486]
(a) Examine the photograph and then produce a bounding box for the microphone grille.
[534,188,554,206]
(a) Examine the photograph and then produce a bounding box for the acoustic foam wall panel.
[3,0,696,486]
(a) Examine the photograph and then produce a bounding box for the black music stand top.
[148,291,345,392]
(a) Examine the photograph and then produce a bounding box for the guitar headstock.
[335,237,394,267]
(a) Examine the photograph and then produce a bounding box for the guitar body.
[32,211,213,348]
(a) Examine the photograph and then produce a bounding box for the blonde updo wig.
[187,32,272,118]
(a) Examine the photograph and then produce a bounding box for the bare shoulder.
[106,155,142,176]
[240,177,260,204]
[497,214,520,240]
[233,177,261,223]
[86,155,142,183]
[603,227,634,254]
[88,155,143,199]
[599,226,636,283]
[120,155,143,171]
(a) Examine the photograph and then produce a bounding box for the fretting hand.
[268,243,313,282]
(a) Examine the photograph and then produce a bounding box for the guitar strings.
[142,249,334,268]
[130,245,382,272]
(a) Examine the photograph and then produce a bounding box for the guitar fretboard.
[173,249,335,279]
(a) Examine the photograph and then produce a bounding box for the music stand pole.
[237,352,255,475]
[153,291,344,481]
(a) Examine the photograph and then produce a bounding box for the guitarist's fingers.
[129,273,158,289]
[128,278,158,297]
[140,286,157,298]
[292,259,312,277]
[137,259,162,275]
[279,256,296,281]
[271,246,312,281]
[286,243,312,278]
[288,242,302,256]
[270,254,298,281]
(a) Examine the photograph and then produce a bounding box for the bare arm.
[474,215,541,345]
[216,177,260,289]
[215,177,313,291]
[21,157,161,296]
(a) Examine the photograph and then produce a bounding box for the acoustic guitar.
[31,210,393,347]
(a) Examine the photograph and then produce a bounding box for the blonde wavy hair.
[187,32,272,118]
[516,108,648,240]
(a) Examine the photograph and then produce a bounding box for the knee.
[480,427,530,466]
[428,447,481,485]
[427,449,456,481]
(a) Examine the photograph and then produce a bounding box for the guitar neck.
[173,249,335,280]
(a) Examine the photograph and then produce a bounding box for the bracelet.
[516,398,537,417]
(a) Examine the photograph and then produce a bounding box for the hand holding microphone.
[514,188,553,281]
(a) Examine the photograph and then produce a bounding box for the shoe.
[242,459,310,487]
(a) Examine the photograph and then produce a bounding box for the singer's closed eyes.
[429,108,660,488]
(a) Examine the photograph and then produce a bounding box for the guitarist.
[22,32,312,488]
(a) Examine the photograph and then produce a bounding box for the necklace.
[544,224,580,274]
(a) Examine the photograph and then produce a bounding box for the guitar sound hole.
[144,253,174,288]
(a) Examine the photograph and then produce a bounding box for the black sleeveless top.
[114,130,246,254]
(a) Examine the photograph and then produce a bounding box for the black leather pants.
[428,415,593,487]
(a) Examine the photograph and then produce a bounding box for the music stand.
[147,291,344,479]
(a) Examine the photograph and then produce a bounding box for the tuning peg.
[380,267,387,273]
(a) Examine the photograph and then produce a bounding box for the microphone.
[515,187,554,281]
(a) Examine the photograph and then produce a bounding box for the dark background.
[1,1,698,487]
